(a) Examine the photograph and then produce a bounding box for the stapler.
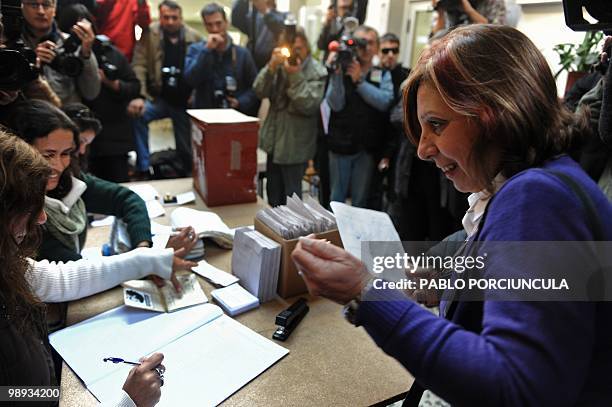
[272,298,309,341]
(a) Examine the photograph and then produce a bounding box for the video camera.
[562,0,612,32]
[0,0,40,91]
[327,16,366,72]
[46,32,84,77]
[92,35,119,81]
[214,75,237,109]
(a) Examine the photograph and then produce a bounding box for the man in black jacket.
[324,25,393,208]
[58,4,141,182]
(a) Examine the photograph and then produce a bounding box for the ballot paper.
[232,228,281,302]
[171,207,234,249]
[254,194,337,240]
[50,303,288,406]
[192,260,239,287]
[330,202,406,277]
[122,274,208,313]
[211,283,260,316]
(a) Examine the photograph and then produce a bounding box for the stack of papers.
[171,207,234,249]
[232,228,281,302]
[211,284,259,316]
[255,194,336,239]
[121,274,208,313]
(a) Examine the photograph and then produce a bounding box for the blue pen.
[103,357,140,366]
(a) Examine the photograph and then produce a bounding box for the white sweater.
[27,247,173,303]
[27,247,173,407]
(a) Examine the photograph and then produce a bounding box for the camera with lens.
[279,14,299,66]
[327,16,367,72]
[434,0,464,13]
[0,0,40,91]
[47,33,84,78]
[92,35,119,81]
[214,75,237,109]
[162,66,181,89]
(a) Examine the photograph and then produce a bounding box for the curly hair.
[0,130,51,330]
[403,24,589,192]
[7,99,80,200]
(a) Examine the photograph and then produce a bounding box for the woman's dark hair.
[0,130,50,330]
[404,24,589,192]
[8,100,81,200]
[63,103,102,134]
[57,3,97,34]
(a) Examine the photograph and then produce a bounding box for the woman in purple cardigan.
[293,25,612,406]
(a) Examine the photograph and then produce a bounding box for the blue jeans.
[133,99,191,173]
[329,150,374,208]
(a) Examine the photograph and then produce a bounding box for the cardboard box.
[188,109,259,206]
[254,217,343,298]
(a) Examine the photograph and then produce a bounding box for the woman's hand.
[166,226,198,256]
[291,235,370,304]
[150,246,197,293]
[122,353,164,407]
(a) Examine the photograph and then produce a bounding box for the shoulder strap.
[545,169,605,241]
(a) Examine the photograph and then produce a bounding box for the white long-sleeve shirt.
[27,247,174,303]
[27,247,173,406]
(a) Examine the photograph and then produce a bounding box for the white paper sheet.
[192,260,239,287]
[187,109,259,124]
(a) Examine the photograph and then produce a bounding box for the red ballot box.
[189,109,259,206]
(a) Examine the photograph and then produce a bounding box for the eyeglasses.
[23,1,55,10]
[382,47,400,55]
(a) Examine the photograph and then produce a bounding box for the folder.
[49,303,288,406]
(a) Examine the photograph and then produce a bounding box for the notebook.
[49,303,288,406]
[211,283,259,316]
[121,274,208,313]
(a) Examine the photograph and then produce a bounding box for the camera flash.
[281,47,291,58]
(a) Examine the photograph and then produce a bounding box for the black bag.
[149,149,186,179]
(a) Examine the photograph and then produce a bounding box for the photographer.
[58,4,140,182]
[231,0,287,70]
[431,0,506,37]
[253,29,327,206]
[325,25,393,208]
[184,3,258,117]
[129,0,202,178]
[21,0,100,105]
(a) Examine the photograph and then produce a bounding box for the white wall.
[516,2,587,95]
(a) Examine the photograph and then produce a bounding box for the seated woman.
[292,25,612,405]
[0,130,164,406]
[7,99,195,264]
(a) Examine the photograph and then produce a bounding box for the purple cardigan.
[357,156,612,406]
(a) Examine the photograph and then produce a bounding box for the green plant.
[553,31,604,79]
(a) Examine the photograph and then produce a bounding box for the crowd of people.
[2,0,513,241]
[1,0,612,406]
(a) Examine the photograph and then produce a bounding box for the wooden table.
[59,178,413,407]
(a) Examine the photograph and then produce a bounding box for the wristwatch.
[343,275,374,326]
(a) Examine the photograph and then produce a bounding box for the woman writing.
[293,25,612,405]
[0,131,163,406]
